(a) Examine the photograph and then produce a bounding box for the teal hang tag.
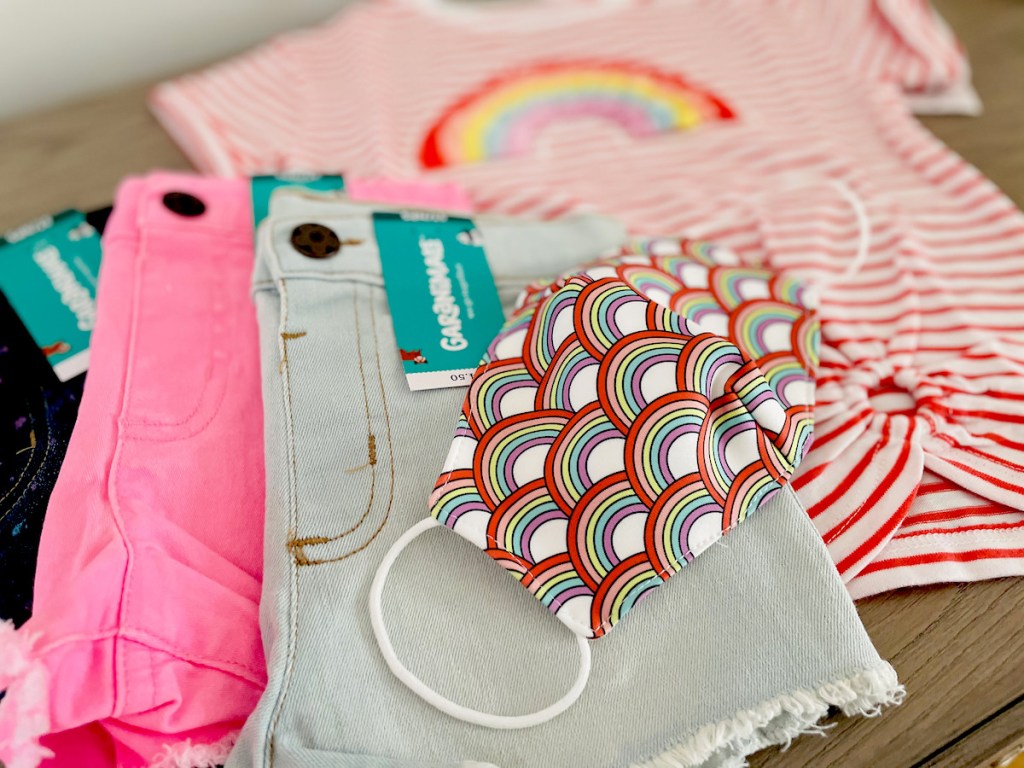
[373,212,504,391]
[251,174,346,231]
[0,210,102,381]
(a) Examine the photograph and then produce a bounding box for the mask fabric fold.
[432,244,820,638]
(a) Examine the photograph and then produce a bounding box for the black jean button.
[291,223,342,259]
[162,192,206,217]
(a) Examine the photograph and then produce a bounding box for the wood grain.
[0,1,1022,766]
[0,82,190,230]
[918,0,1024,209]
[922,704,1024,768]
[749,581,1024,768]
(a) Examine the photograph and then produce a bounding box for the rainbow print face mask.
[370,238,819,727]
[430,240,818,637]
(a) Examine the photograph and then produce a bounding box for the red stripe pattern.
[150,0,1024,596]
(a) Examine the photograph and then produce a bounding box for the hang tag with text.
[373,212,504,391]
[0,210,102,382]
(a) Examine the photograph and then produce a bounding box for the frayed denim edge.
[148,730,239,768]
[631,662,904,768]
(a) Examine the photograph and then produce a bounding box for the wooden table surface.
[1,1,1022,766]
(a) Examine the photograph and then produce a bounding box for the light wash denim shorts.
[229,191,901,768]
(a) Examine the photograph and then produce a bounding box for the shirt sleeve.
[147,15,360,178]
[792,0,981,115]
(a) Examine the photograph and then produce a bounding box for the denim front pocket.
[122,233,240,440]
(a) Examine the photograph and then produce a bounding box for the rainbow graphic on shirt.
[419,60,735,169]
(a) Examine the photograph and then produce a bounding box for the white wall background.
[0,1,349,121]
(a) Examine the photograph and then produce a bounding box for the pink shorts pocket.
[122,234,242,441]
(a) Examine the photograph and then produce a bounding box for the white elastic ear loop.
[369,517,592,729]
[803,181,872,307]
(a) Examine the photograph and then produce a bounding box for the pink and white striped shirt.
[151,0,1024,598]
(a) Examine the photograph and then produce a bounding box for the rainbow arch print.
[419,59,735,169]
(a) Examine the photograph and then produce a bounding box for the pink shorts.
[0,172,469,768]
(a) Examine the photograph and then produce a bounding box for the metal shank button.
[291,223,342,259]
